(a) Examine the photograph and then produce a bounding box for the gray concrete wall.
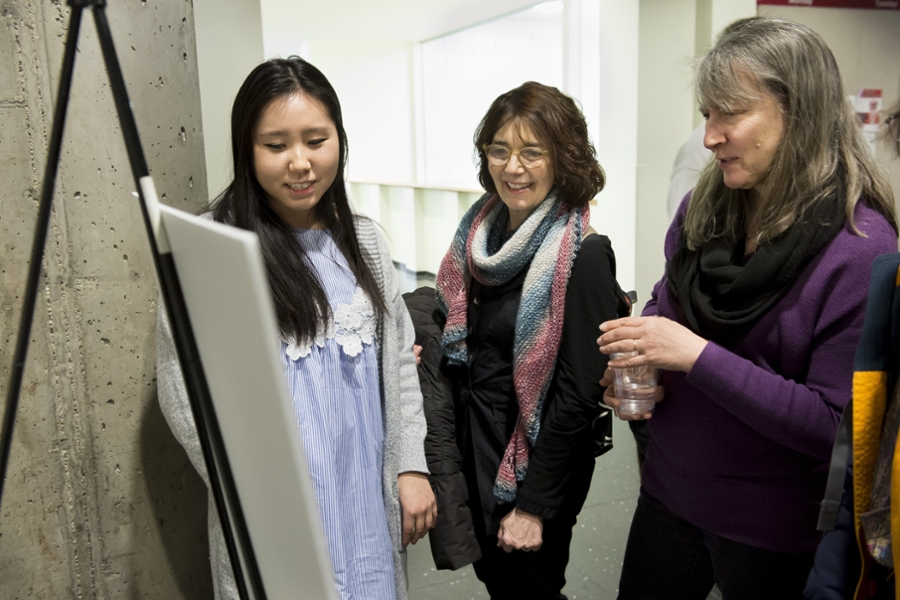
[0,1,211,597]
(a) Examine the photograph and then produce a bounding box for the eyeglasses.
[482,144,548,168]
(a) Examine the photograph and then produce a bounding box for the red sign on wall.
[758,0,899,9]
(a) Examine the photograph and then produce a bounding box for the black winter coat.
[403,287,482,571]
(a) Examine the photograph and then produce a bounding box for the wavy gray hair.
[683,17,896,250]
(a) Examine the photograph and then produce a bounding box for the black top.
[460,234,623,529]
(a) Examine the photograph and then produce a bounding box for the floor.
[404,417,716,600]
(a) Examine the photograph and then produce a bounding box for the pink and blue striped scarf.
[435,190,589,502]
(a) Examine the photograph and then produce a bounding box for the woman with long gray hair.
[597,17,897,598]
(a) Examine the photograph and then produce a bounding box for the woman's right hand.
[598,316,708,374]
[398,472,437,546]
[600,367,665,421]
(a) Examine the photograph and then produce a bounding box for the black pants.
[466,460,594,600]
[471,513,576,600]
[618,490,815,600]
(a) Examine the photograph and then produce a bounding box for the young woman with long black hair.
[157,56,435,600]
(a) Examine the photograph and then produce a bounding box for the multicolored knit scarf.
[435,189,589,502]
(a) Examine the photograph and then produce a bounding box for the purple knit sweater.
[642,200,897,553]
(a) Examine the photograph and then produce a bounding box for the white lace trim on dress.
[284,287,375,360]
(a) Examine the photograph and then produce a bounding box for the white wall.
[563,0,601,144]
[419,7,564,189]
[707,0,757,39]
[635,0,698,309]
[192,0,265,201]
[258,0,541,45]
[592,0,640,292]
[305,40,418,185]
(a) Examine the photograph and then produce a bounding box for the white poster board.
[158,205,337,600]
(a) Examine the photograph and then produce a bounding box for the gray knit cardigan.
[156,217,428,600]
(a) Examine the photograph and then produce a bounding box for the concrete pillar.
[0,1,211,598]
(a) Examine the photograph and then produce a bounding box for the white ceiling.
[261,0,545,42]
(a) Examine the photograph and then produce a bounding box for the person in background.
[886,83,900,157]
[667,123,711,220]
[598,17,897,599]
[157,57,435,600]
[804,75,900,600]
[435,81,624,599]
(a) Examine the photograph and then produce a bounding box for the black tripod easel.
[0,2,266,598]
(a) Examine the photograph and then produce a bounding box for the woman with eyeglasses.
[597,18,897,599]
[435,81,626,599]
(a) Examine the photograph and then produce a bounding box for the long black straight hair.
[213,56,386,343]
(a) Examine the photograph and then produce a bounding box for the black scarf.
[666,194,846,348]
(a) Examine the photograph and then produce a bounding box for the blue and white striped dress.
[281,228,395,600]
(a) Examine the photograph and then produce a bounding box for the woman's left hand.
[597,316,708,373]
[497,508,543,553]
[398,472,437,546]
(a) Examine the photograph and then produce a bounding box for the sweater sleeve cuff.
[397,451,429,476]
[515,498,559,521]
